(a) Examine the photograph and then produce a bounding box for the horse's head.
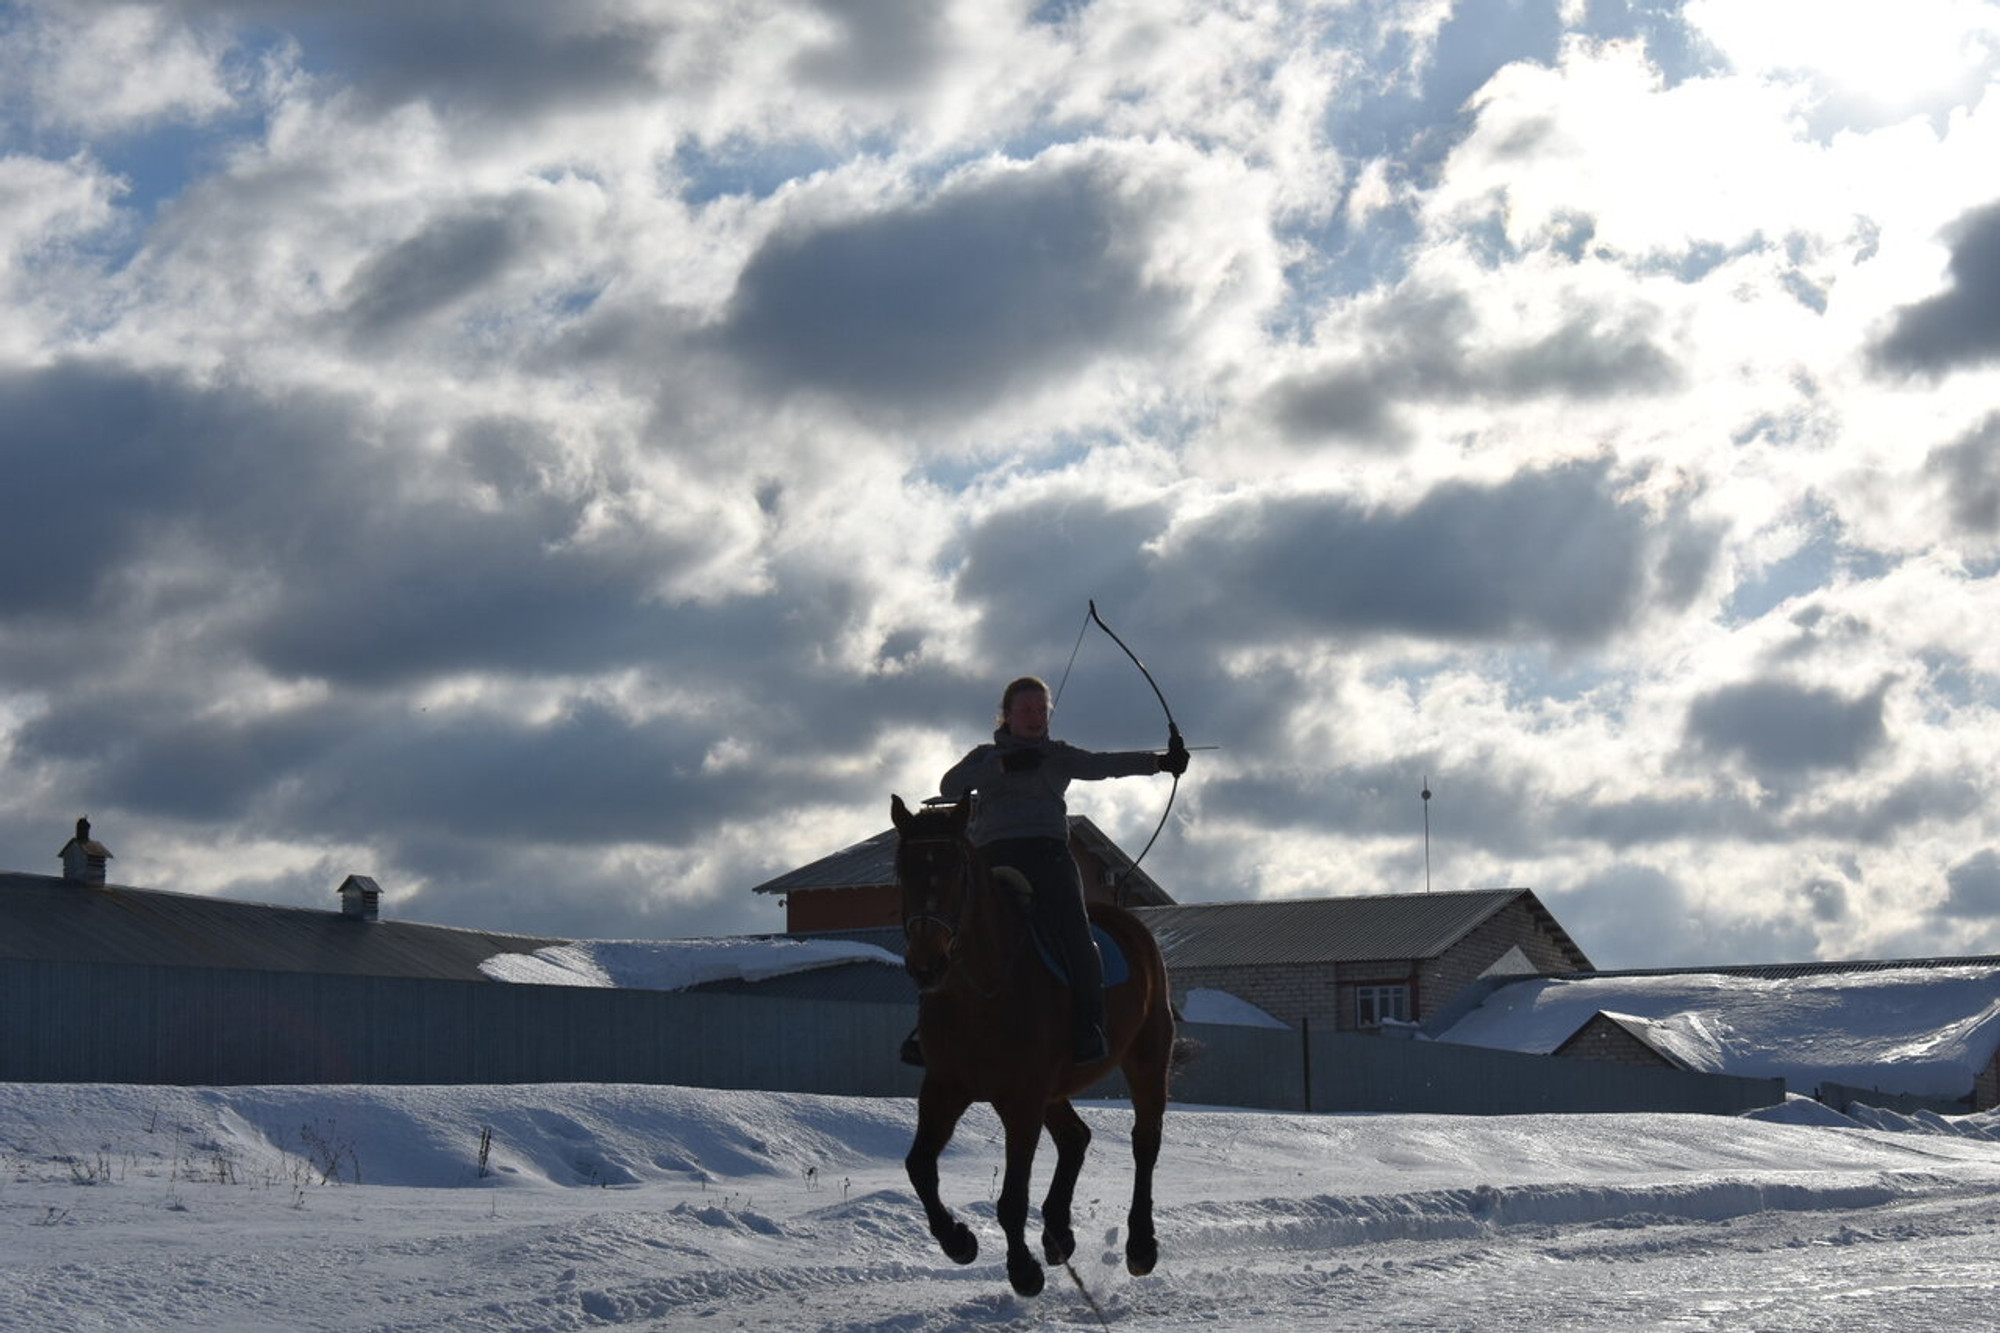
[891,793,974,994]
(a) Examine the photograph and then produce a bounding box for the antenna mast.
[1421,777,1432,894]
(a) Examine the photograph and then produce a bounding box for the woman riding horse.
[930,675,1189,1062]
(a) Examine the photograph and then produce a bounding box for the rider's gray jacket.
[939,729,1158,847]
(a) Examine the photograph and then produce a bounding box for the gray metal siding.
[0,958,925,1094]
[1099,1024,1783,1116]
[4,958,1781,1118]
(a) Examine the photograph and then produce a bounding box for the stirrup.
[899,1031,926,1068]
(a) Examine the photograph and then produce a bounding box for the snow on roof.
[1438,965,2000,1099]
[479,937,903,991]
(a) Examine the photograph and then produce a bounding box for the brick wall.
[1418,898,1579,1020]
[786,884,900,932]
[1169,961,1338,1030]
[1553,1014,1679,1069]
[782,837,1126,933]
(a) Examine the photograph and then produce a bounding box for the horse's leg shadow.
[905,1080,978,1266]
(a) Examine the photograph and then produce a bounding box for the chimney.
[59,816,112,885]
[337,874,382,921]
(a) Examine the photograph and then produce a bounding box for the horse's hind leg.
[905,1079,978,1266]
[1039,1100,1091,1266]
[1123,1017,1172,1276]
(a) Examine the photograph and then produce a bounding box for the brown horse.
[890,793,1175,1297]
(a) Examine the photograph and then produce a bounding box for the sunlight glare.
[1688,0,1997,108]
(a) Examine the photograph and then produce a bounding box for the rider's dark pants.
[982,836,1104,1049]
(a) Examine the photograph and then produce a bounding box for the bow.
[1055,599,1185,889]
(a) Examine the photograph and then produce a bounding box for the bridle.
[897,821,1026,1000]
[898,827,975,950]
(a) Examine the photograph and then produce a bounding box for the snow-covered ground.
[6,1081,2000,1332]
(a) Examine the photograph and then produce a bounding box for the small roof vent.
[338,874,382,921]
[59,816,113,885]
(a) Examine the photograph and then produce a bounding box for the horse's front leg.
[905,1078,978,1265]
[1039,1100,1091,1266]
[994,1095,1048,1297]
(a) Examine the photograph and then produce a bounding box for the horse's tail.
[1169,1034,1201,1072]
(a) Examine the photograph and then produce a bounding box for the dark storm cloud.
[1540,863,1822,969]
[718,158,1182,415]
[1266,288,1679,448]
[0,363,189,619]
[1789,772,1982,844]
[16,693,361,823]
[1268,366,1407,449]
[1924,413,2000,535]
[282,702,768,847]
[1208,761,1548,861]
[1872,199,2000,375]
[1684,677,1889,777]
[1942,849,2000,919]
[165,0,670,116]
[1801,877,1849,924]
[792,0,952,95]
[0,361,714,691]
[1161,460,1708,647]
[338,203,544,344]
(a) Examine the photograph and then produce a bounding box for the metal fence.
[1,958,1781,1116]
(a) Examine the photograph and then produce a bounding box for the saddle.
[991,866,1130,990]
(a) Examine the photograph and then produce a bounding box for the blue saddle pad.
[1034,924,1129,991]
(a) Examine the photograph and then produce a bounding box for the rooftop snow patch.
[479,937,903,991]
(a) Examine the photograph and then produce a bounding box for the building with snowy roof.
[1431,962,2000,1114]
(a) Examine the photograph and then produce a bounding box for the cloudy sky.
[4,1,2000,968]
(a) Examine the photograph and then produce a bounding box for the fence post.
[1300,1015,1312,1113]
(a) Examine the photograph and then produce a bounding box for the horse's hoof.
[1042,1227,1076,1266]
[941,1222,978,1266]
[1126,1234,1158,1277]
[1007,1254,1045,1298]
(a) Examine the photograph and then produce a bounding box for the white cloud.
[4,4,238,134]
[4,1,2000,970]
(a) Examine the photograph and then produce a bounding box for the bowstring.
[1051,605,1093,711]
[1051,599,1181,892]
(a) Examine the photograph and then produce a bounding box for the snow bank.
[479,937,903,991]
[1439,965,2000,1098]
[1182,987,1289,1029]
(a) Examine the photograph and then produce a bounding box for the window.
[1355,984,1410,1028]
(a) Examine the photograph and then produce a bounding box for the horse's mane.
[901,802,966,841]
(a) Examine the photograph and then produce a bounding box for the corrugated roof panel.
[750,816,1168,903]
[751,828,900,894]
[0,872,562,981]
[1131,890,1530,967]
[1553,956,2000,981]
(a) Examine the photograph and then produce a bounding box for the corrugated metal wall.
[0,959,925,1095]
[0,959,1781,1116]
